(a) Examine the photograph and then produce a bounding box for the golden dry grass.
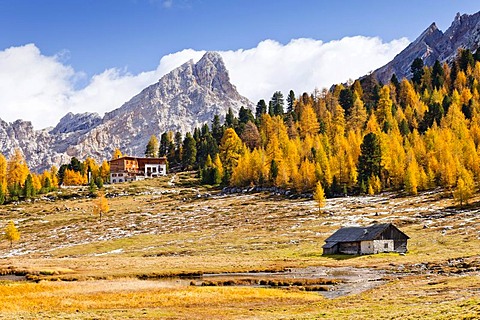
[0,274,478,319]
[0,280,324,319]
[0,173,479,318]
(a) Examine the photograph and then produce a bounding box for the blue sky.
[0,0,478,128]
[1,0,477,77]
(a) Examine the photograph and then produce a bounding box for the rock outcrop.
[50,112,102,135]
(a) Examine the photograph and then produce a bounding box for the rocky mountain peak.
[418,22,440,40]
[0,51,253,172]
[50,112,102,134]
[193,51,237,96]
[373,10,480,84]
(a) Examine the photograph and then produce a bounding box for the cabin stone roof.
[322,223,409,248]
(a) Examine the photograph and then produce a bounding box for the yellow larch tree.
[453,168,475,207]
[376,85,394,129]
[112,148,123,159]
[293,159,316,193]
[330,104,346,139]
[409,129,427,167]
[5,220,20,248]
[473,61,480,84]
[0,153,7,195]
[314,136,332,186]
[31,174,42,193]
[330,135,349,188]
[334,132,361,188]
[438,147,458,188]
[258,113,270,142]
[40,170,54,192]
[272,115,290,143]
[275,159,290,188]
[219,128,245,182]
[462,139,480,179]
[404,149,420,195]
[367,175,382,195]
[63,169,88,186]
[6,149,30,188]
[298,103,319,139]
[469,115,480,147]
[454,70,467,92]
[231,147,253,187]
[213,154,224,180]
[231,147,269,187]
[84,157,100,182]
[50,165,59,188]
[250,148,268,186]
[265,134,282,165]
[313,181,326,211]
[460,87,473,106]
[93,192,109,221]
[347,97,367,132]
[381,129,406,189]
[352,79,363,99]
[365,113,381,134]
[399,79,426,128]
[99,160,110,183]
[276,139,301,188]
[430,88,445,105]
[442,100,469,140]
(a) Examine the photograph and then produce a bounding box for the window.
[113,179,116,183]
[384,243,389,249]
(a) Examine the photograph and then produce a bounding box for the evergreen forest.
[157,49,480,205]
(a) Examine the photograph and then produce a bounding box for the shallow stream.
[181,266,387,298]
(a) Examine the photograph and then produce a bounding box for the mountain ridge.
[373,11,480,84]
[0,52,253,172]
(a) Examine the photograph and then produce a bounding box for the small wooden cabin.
[322,223,409,255]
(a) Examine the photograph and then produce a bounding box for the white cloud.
[162,0,173,8]
[0,37,409,129]
[0,44,75,129]
[221,36,409,104]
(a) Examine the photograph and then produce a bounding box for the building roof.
[322,223,408,248]
[109,156,167,164]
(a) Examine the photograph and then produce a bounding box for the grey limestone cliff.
[0,52,253,171]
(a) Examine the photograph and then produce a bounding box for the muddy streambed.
[0,275,27,281]
[0,267,389,299]
[176,266,388,299]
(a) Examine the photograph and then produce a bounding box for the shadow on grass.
[445,199,480,211]
[322,254,361,261]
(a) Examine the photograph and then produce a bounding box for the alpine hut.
[322,223,409,255]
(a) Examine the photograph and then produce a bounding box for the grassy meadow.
[0,173,479,319]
